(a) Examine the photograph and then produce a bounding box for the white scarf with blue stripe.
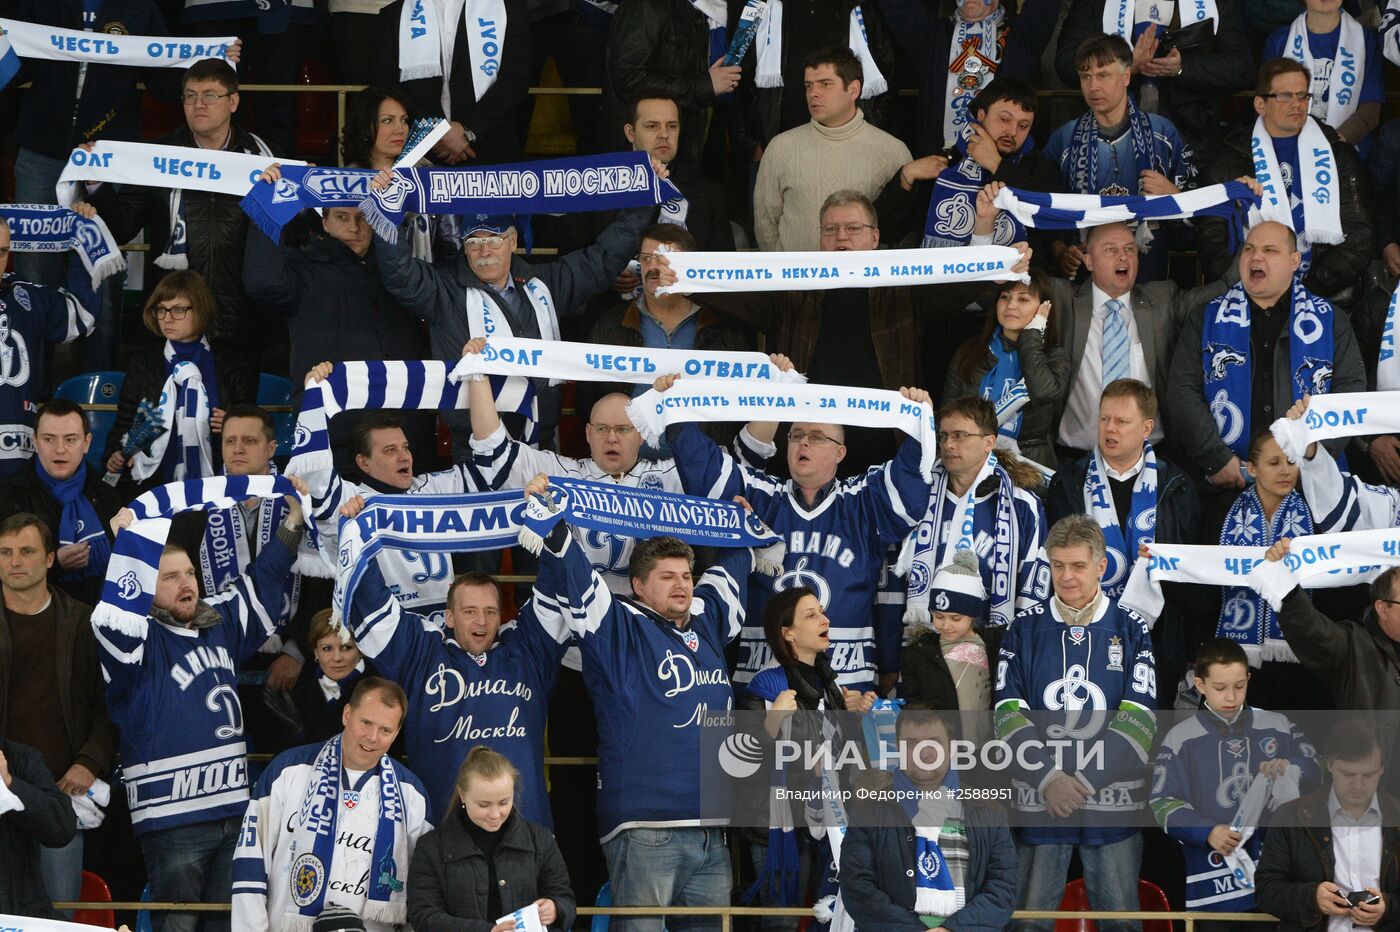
[754,1,888,97]
[992,182,1256,230]
[1085,443,1157,599]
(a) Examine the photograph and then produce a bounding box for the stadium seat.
[73,870,115,928]
[591,881,612,932]
[257,372,295,454]
[53,372,125,471]
[134,883,154,932]
[1055,878,1172,932]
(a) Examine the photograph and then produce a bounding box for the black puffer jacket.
[603,0,716,168]
[1195,123,1373,301]
[101,341,258,493]
[408,808,576,932]
[242,226,429,387]
[900,625,1004,712]
[88,124,276,345]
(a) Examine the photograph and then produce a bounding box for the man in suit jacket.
[1051,222,1228,461]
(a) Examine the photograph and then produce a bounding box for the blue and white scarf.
[1378,281,1400,390]
[894,770,961,919]
[1269,392,1400,462]
[1217,487,1312,663]
[290,735,408,923]
[1085,442,1157,599]
[754,0,888,97]
[357,151,683,244]
[397,0,507,116]
[657,244,1026,295]
[626,380,939,479]
[35,459,111,583]
[0,204,126,289]
[924,129,1028,248]
[1100,0,1219,43]
[1285,11,1366,130]
[1066,95,1163,197]
[1200,278,1336,460]
[288,361,471,477]
[979,329,1028,441]
[725,0,766,65]
[94,475,318,637]
[200,463,302,618]
[239,118,450,244]
[129,355,213,484]
[336,479,784,624]
[56,140,288,271]
[0,18,236,90]
[1247,116,1343,248]
[902,451,1018,627]
[992,182,1257,231]
[944,7,1005,145]
[0,29,17,88]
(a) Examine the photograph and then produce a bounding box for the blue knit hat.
[928,550,989,620]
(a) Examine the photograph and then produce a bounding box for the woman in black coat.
[408,746,575,932]
[103,270,256,495]
[740,587,873,930]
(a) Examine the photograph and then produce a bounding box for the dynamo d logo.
[717,732,764,779]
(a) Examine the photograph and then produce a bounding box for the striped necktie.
[1102,297,1130,388]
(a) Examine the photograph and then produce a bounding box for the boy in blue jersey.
[522,472,757,932]
[1151,638,1319,927]
[658,374,935,696]
[338,491,570,827]
[98,481,308,932]
[994,515,1157,932]
[231,678,433,932]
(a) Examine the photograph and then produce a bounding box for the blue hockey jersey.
[669,422,932,692]
[0,272,96,477]
[93,535,295,834]
[346,557,569,825]
[1151,707,1319,910]
[994,595,1157,847]
[534,524,753,843]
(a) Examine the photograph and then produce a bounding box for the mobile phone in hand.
[1346,890,1382,907]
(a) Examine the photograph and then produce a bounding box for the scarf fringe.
[755,542,786,577]
[397,62,442,82]
[915,888,958,916]
[1260,639,1300,664]
[92,602,149,638]
[154,251,188,270]
[360,197,401,245]
[89,251,128,288]
[241,192,290,245]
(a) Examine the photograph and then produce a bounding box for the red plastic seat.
[1054,878,1171,932]
[73,870,115,928]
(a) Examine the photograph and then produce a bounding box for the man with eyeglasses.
[656,373,935,695]
[0,221,98,481]
[0,399,121,606]
[83,58,277,353]
[1194,57,1372,303]
[369,170,656,458]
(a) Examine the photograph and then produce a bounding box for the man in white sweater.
[753,46,912,252]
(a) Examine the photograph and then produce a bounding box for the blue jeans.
[39,829,83,918]
[602,826,731,932]
[1014,832,1143,932]
[138,816,240,932]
